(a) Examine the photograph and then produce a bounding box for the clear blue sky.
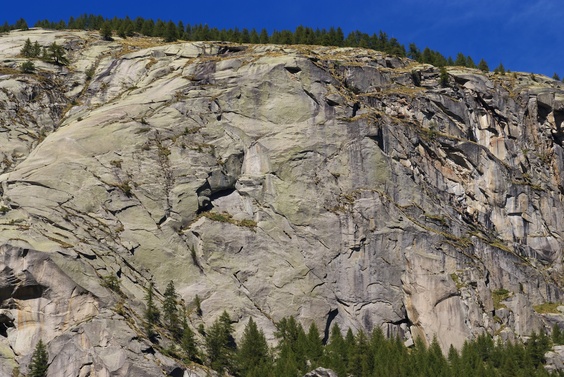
[3,0,563,77]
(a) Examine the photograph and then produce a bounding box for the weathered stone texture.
[1,29,564,375]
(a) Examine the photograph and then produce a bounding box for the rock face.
[1,28,564,375]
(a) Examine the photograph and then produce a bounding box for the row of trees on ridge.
[1,14,516,75]
[5,14,564,80]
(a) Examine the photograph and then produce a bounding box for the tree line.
[0,15,501,73]
[4,14,564,80]
[139,280,564,377]
[20,277,564,376]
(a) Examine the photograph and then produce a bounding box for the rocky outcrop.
[304,367,338,377]
[1,28,564,375]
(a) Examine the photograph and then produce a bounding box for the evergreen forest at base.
[146,281,564,376]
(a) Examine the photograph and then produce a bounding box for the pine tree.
[323,324,347,377]
[163,280,180,337]
[14,18,28,31]
[249,29,260,44]
[153,19,166,37]
[494,63,506,75]
[427,336,449,377]
[32,41,41,57]
[478,59,489,72]
[29,340,48,377]
[164,21,178,42]
[439,66,449,87]
[305,323,323,368]
[448,344,461,375]
[454,52,467,67]
[206,311,236,374]
[21,60,35,73]
[141,19,155,36]
[237,317,273,377]
[47,42,69,65]
[259,29,269,44]
[144,282,160,339]
[274,316,308,375]
[194,294,202,316]
[100,21,113,41]
[408,43,421,61]
[181,307,198,362]
[21,38,33,57]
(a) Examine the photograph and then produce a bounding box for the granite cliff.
[1,28,564,376]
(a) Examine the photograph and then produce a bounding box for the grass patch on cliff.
[492,288,511,310]
[450,273,465,290]
[199,211,257,229]
[533,302,561,314]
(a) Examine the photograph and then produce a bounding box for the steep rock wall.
[0,29,564,375]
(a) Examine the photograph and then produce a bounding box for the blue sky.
[3,0,563,77]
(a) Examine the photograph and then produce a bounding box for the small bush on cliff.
[20,60,35,73]
[439,66,449,87]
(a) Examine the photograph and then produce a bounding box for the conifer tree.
[154,19,166,37]
[274,316,308,375]
[553,324,564,345]
[206,311,236,374]
[427,336,449,377]
[144,282,160,338]
[237,317,273,377]
[323,324,347,377]
[100,21,113,41]
[259,29,269,44]
[478,59,489,72]
[249,29,260,44]
[32,41,41,57]
[163,280,180,337]
[47,42,68,65]
[494,63,506,75]
[454,52,467,67]
[21,60,35,73]
[141,19,155,36]
[14,18,28,31]
[180,307,198,362]
[29,339,48,377]
[408,43,421,61]
[194,294,202,317]
[305,323,323,369]
[439,66,449,87]
[164,21,178,42]
[21,38,33,57]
